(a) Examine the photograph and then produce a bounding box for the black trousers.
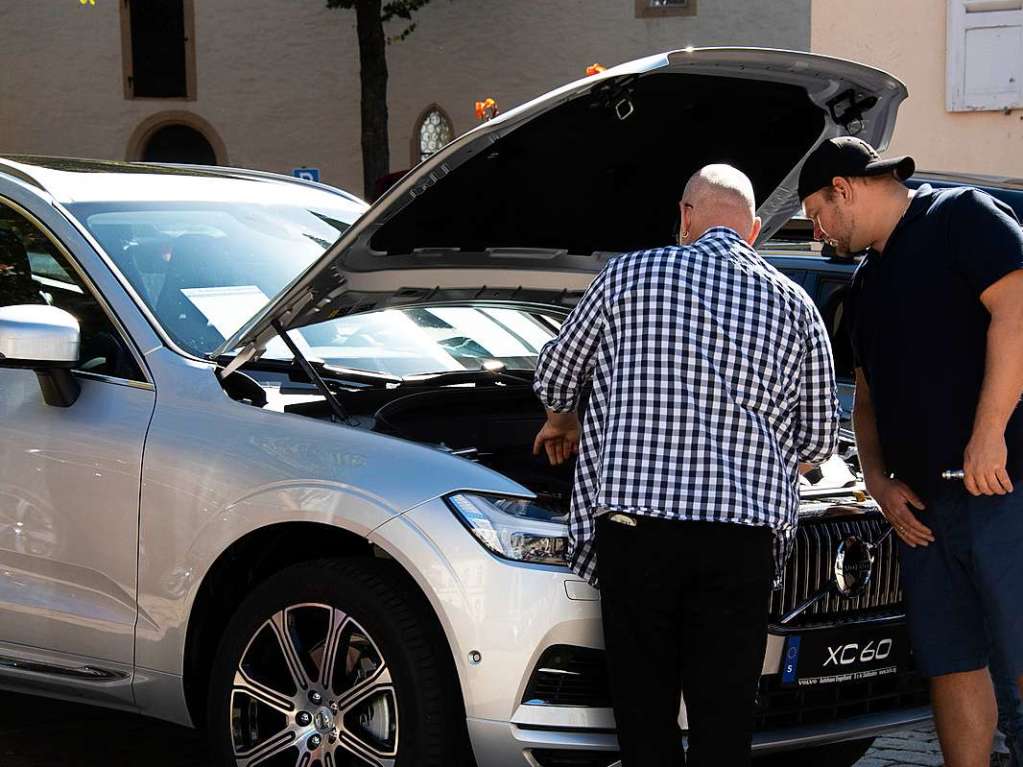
[596,514,775,767]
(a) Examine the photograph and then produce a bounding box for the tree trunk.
[355,0,390,200]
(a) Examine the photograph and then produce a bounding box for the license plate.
[780,622,912,687]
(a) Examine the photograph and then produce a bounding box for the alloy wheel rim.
[229,602,398,767]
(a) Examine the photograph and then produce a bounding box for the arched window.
[127,112,227,166]
[141,124,216,165]
[415,106,453,164]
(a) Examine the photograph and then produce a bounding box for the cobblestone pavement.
[0,691,954,766]
[857,725,946,766]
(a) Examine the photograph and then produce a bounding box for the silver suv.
[0,49,927,767]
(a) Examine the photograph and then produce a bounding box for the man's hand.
[533,412,581,466]
[963,429,1014,496]
[866,474,934,547]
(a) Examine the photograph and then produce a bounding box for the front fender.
[135,481,397,678]
[133,350,530,686]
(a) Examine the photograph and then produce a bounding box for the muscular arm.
[964,270,1023,495]
[852,368,887,487]
[854,367,933,546]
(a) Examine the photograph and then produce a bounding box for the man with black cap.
[799,136,1023,767]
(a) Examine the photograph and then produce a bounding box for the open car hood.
[218,47,906,363]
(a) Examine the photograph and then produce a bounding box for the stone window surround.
[125,111,228,165]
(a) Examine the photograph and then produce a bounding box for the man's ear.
[680,201,693,243]
[745,216,763,246]
[832,176,854,202]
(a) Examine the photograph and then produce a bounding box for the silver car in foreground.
[0,49,928,767]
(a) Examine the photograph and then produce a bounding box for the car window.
[816,276,854,382]
[279,304,563,377]
[775,268,808,288]
[0,203,145,382]
[68,200,359,358]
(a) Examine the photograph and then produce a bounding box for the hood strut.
[271,319,352,424]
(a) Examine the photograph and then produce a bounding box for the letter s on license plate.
[780,623,912,687]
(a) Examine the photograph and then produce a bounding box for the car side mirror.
[0,305,81,407]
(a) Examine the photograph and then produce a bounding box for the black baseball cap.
[798,137,915,201]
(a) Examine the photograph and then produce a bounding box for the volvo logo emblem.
[314,709,333,732]
[834,535,875,597]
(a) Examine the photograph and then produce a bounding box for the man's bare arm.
[966,270,1023,495]
[852,368,886,487]
[854,368,933,546]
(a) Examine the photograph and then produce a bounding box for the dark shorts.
[899,484,1023,679]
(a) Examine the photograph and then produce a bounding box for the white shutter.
[947,0,1023,110]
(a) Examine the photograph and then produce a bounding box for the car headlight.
[445,493,569,566]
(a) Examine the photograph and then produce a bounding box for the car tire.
[207,557,473,767]
[754,736,875,767]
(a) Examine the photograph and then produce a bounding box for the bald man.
[532,165,840,766]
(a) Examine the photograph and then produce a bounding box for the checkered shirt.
[533,227,839,587]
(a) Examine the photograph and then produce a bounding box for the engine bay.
[223,363,868,519]
[279,379,577,515]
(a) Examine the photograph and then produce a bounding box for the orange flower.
[475,98,499,121]
[586,63,607,76]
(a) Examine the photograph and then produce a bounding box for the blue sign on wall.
[292,167,320,182]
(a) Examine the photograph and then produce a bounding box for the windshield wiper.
[218,349,533,395]
[397,363,534,388]
[320,363,403,387]
[214,355,398,389]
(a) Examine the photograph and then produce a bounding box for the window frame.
[120,0,198,101]
[0,196,154,389]
[635,0,697,18]
[947,0,1023,111]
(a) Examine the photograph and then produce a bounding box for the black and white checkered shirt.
[533,227,839,587]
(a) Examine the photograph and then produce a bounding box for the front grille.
[522,645,610,707]
[531,749,621,767]
[753,666,929,730]
[770,513,902,625]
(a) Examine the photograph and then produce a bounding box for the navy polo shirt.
[847,184,1023,498]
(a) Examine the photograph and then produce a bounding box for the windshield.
[67,196,362,357]
[269,304,564,377]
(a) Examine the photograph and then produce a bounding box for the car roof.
[912,169,1023,191]
[0,155,366,207]
[908,172,1023,221]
